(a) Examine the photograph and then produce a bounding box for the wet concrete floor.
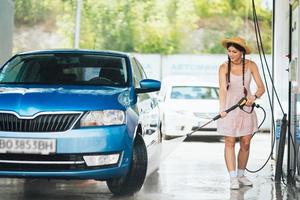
[0,133,299,200]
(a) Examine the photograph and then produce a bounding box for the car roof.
[16,49,131,58]
[161,75,218,87]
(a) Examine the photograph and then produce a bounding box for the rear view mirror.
[135,79,161,94]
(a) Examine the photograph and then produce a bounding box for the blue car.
[0,50,161,195]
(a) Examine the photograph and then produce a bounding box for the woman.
[217,37,265,190]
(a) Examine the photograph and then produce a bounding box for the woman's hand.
[246,95,256,106]
[219,111,227,118]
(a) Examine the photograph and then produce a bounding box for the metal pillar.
[74,0,82,49]
[0,0,13,65]
[284,0,300,183]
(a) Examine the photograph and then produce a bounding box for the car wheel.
[160,121,171,140]
[106,135,148,195]
[162,134,173,140]
[158,122,163,142]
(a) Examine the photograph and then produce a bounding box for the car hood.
[0,86,130,116]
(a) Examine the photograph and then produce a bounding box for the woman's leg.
[224,136,237,172]
[225,136,240,189]
[237,134,252,170]
[237,134,253,186]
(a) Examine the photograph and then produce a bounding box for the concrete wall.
[0,0,13,65]
[273,0,290,115]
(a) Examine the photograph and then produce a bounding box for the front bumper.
[162,114,217,136]
[0,125,133,180]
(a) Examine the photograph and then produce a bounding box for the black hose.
[245,0,293,178]
[186,97,248,137]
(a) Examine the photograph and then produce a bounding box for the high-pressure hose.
[185,97,264,138]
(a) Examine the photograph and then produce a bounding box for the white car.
[159,76,219,139]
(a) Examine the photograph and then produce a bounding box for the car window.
[170,86,219,100]
[0,54,128,86]
[131,58,143,87]
[0,56,24,81]
[134,58,147,79]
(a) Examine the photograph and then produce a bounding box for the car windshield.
[0,54,128,86]
[170,86,219,100]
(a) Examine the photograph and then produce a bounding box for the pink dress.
[217,68,258,137]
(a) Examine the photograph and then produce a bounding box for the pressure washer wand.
[186,97,248,137]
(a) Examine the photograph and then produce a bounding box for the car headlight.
[174,110,190,115]
[193,112,218,119]
[168,109,191,116]
[80,110,125,127]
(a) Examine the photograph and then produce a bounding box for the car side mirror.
[135,79,161,94]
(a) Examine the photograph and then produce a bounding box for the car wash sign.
[134,54,270,83]
[162,54,226,83]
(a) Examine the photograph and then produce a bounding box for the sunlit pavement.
[0,133,299,200]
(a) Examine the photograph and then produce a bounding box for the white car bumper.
[162,113,217,137]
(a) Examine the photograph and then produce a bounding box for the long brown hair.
[226,42,247,96]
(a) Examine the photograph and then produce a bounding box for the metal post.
[0,0,13,65]
[271,0,275,160]
[275,114,287,182]
[287,1,295,183]
[74,0,82,49]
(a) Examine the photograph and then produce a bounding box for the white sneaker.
[230,178,240,190]
[238,176,253,186]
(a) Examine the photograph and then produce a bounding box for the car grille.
[0,112,81,132]
[0,153,117,171]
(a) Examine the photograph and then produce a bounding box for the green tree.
[193,0,272,53]
[14,0,52,25]
[13,0,272,54]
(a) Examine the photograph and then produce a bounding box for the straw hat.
[221,37,251,54]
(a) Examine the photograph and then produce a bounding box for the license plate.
[0,138,56,155]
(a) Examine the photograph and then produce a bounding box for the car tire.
[158,126,163,143]
[160,121,171,140]
[106,135,148,195]
[162,134,173,140]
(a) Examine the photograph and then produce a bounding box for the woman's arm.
[250,61,265,98]
[219,64,228,117]
[246,61,265,106]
